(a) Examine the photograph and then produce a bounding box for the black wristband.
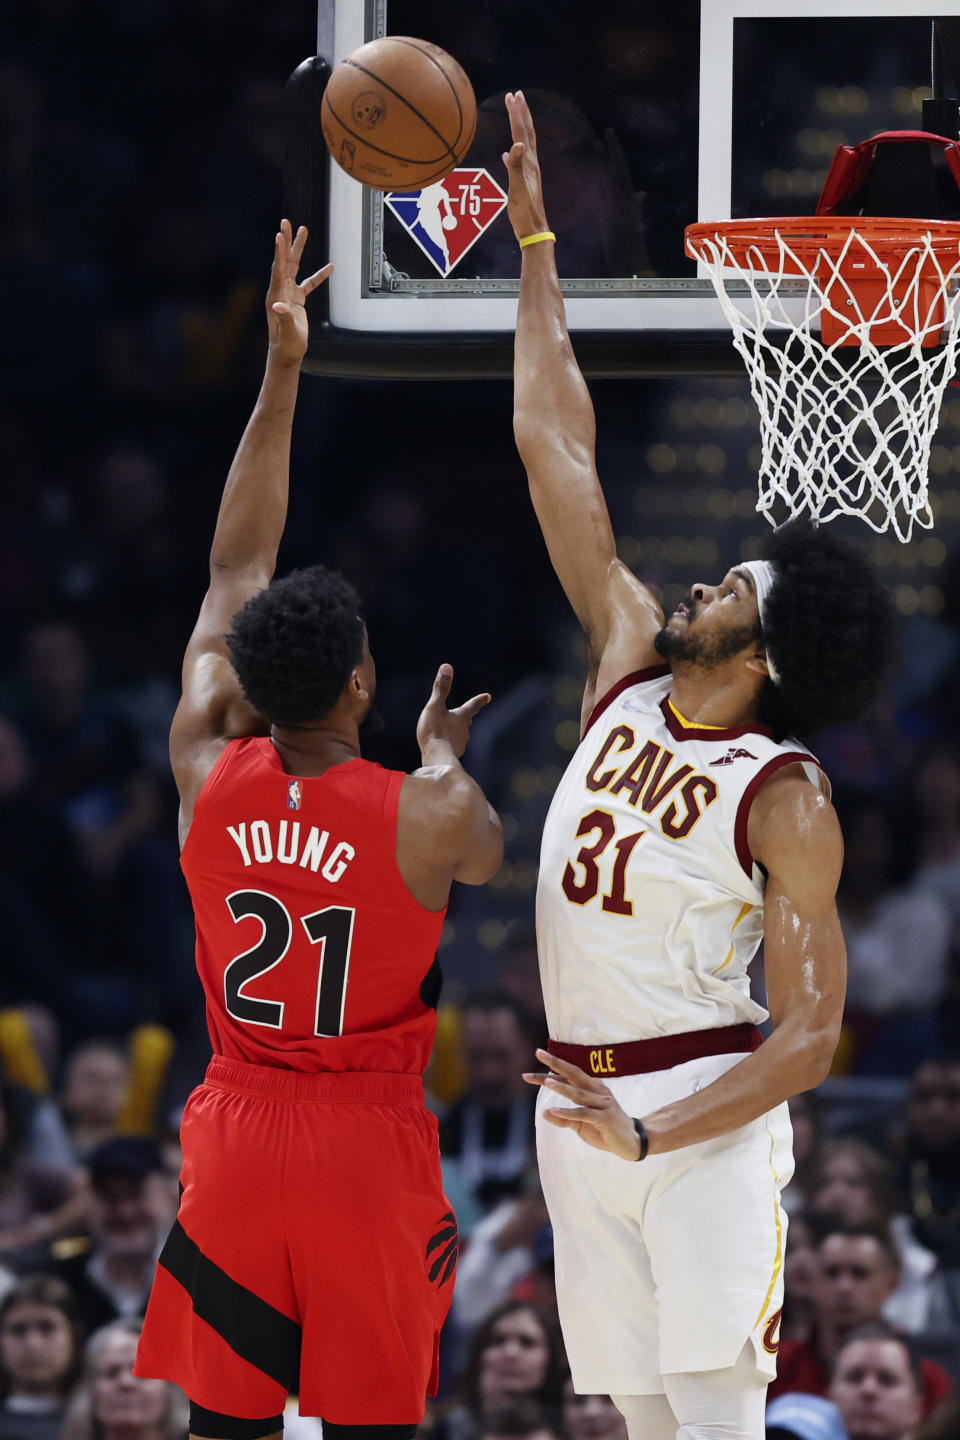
[632,1118,649,1161]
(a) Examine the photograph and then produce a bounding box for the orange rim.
[685,215,960,267]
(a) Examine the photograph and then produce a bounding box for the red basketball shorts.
[134,1058,457,1423]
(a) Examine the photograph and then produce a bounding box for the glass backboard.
[285,0,960,376]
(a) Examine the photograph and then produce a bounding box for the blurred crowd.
[0,1008,954,1438]
[2,1,960,1437]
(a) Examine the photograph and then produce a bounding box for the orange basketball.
[321,36,477,192]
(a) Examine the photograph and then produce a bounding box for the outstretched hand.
[417,664,492,760]
[502,91,549,243]
[525,1049,644,1162]
[267,219,334,367]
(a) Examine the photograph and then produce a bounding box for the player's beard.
[654,602,761,670]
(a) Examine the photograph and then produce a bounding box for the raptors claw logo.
[426,1210,458,1289]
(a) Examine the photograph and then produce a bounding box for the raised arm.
[168,222,332,838]
[397,665,504,912]
[525,769,845,1158]
[505,92,664,720]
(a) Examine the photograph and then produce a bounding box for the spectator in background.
[0,1085,72,1243]
[909,745,960,922]
[0,1007,76,1196]
[432,1301,565,1440]
[7,620,186,1032]
[508,1225,557,1334]
[829,1325,924,1440]
[560,1381,627,1440]
[439,994,540,1216]
[59,1317,189,1440]
[769,1225,952,1420]
[452,1164,550,1333]
[49,1140,172,1335]
[62,447,185,706]
[897,1060,960,1270]
[765,1393,847,1440]
[895,1059,960,1349]
[808,1139,938,1333]
[0,1274,84,1440]
[782,1214,819,1343]
[0,716,101,1022]
[917,1388,960,1440]
[833,791,950,1074]
[60,1041,130,1164]
[476,1398,561,1440]
[9,621,159,875]
[782,1090,825,1217]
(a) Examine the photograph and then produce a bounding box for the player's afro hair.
[757,521,894,742]
[225,565,365,726]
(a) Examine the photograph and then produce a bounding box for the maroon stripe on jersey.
[734,752,827,877]
[547,1023,762,1076]
[584,666,670,736]
[660,697,775,745]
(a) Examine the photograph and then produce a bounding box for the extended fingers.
[453,693,492,722]
[301,261,334,295]
[505,90,536,153]
[431,664,454,700]
[290,223,309,266]
[539,1076,610,1108]
[543,1106,601,1128]
[503,140,525,170]
[532,1047,609,1091]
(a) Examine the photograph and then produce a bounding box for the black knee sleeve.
[189,1402,284,1439]
[321,1425,417,1440]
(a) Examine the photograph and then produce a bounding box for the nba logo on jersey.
[287,780,302,810]
[385,169,507,277]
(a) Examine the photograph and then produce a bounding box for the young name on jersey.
[225,819,355,882]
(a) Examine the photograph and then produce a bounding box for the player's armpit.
[397,769,503,910]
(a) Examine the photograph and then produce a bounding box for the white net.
[687,223,960,541]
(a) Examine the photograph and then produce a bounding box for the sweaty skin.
[505,90,845,1161]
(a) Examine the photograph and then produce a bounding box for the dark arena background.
[0,0,959,1433]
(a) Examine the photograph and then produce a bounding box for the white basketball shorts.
[536,1050,793,1395]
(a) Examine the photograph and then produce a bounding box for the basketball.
[321,37,477,192]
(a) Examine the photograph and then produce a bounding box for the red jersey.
[181,738,446,1073]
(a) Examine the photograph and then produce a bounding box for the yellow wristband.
[519,230,556,249]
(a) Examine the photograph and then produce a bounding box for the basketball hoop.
[685,216,960,541]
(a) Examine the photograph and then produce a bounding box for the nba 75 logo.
[385,169,507,277]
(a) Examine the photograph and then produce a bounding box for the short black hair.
[815,1219,901,1271]
[226,566,365,726]
[757,521,894,742]
[833,1322,923,1394]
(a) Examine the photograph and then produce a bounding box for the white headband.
[738,559,781,686]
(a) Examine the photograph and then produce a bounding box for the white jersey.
[537,665,827,1043]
